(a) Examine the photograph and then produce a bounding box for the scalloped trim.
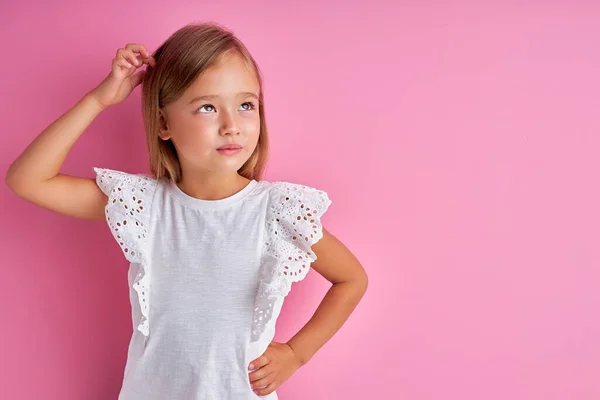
[94,168,157,336]
[251,182,331,342]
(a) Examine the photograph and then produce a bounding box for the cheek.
[173,117,216,146]
[242,117,261,140]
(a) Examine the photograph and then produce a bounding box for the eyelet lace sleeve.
[94,168,158,336]
[251,182,332,342]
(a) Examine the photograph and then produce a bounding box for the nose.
[219,111,240,136]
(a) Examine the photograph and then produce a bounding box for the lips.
[217,144,242,150]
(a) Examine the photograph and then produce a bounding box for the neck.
[176,170,251,201]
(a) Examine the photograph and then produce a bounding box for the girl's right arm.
[5,43,156,220]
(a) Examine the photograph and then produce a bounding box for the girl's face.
[159,52,261,177]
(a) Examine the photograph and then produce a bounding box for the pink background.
[1,1,599,399]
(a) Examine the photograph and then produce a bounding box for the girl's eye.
[240,102,256,111]
[198,104,216,113]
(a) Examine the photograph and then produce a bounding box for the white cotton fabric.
[93,168,331,400]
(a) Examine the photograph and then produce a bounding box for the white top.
[93,168,331,400]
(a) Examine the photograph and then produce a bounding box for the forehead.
[185,52,260,98]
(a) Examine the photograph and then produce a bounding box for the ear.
[158,109,171,140]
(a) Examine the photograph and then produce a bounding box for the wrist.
[84,91,109,113]
[286,341,310,367]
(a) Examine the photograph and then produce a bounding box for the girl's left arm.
[248,227,368,395]
[286,227,369,365]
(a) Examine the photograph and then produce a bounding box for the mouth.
[217,144,243,156]
[217,144,243,150]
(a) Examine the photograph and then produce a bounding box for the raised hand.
[89,43,156,110]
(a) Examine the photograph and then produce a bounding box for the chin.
[215,161,249,174]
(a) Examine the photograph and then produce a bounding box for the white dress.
[94,168,331,400]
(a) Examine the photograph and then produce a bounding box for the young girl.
[6,22,368,399]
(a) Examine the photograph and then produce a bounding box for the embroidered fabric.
[94,168,158,336]
[251,182,332,342]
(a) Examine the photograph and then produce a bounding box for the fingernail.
[249,363,254,370]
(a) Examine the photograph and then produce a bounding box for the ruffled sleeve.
[94,167,158,336]
[251,182,332,342]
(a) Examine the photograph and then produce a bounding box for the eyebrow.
[188,92,259,104]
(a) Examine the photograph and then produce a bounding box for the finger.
[129,69,146,88]
[254,379,278,396]
[248,363,273,383]
[116,49,136,69]
[125,43,150,59]
[123,49,142,67]
[251,371,276,390]
[248,354,269,371]
[138,54,156,68]
[121,44,155,67]
[113,56,133,71]
[146,56,157,67]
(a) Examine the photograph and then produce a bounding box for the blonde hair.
[141,22,269,182]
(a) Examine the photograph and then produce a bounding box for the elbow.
[353,269,369,297]
[346,272,368,306]
[5,165,19,193]
[5,164,30,198]
[359,271,369,295]
[343,271,369,297]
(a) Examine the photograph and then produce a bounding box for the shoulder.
[261,180,332,246]
[93,167,159,198]
[93,167,160,229]
[262,180,330,201]
[93,168,159,263]
[261,180,332,214]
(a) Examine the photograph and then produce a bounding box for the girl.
[6,22,368,399]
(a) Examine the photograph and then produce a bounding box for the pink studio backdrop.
[1,1,599,399]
